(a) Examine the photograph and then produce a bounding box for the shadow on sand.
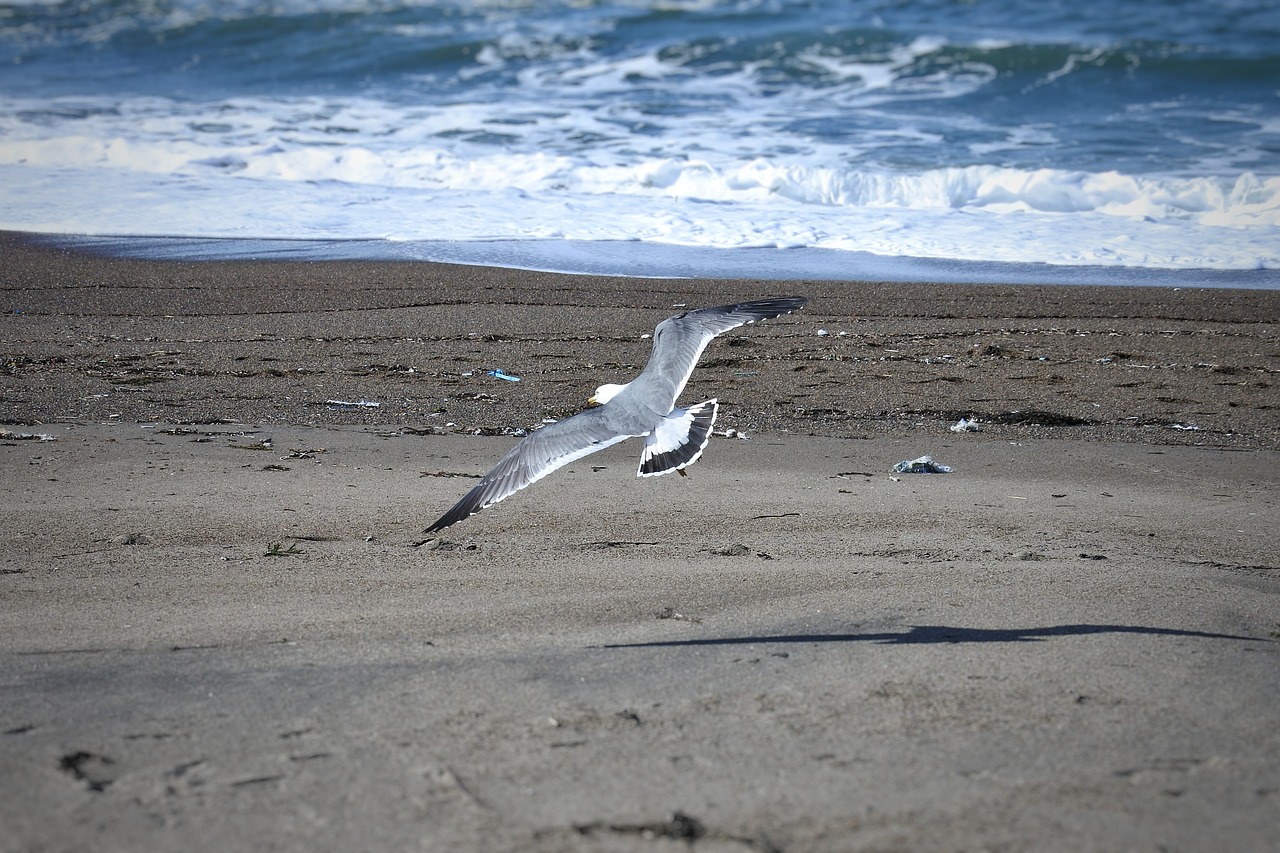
[600,623,1264,649]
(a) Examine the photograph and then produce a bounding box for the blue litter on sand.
[487,369,521,382]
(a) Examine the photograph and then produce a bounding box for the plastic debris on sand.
[892,455,954,474]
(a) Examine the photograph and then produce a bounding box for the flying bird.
[424,296,808,533]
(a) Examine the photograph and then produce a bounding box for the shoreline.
[19,230,1280,289]
[3,231,1276,449]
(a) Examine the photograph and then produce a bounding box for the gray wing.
[625,296,808,412]
[424,408,640,533]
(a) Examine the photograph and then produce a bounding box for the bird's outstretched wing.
[424,408,640,533]
[631,296,808,409]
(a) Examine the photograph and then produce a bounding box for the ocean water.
[2,0,1278,282]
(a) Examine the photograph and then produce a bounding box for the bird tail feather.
[638,399,718,477]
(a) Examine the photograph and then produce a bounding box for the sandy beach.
[2,231,1278,852]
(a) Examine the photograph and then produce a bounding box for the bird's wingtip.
[423,503,471,534]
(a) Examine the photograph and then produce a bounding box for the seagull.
[424,296,808,533]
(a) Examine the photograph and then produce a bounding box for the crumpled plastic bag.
[892,455,953,474]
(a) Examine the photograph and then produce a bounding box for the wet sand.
[2,231,1278,851]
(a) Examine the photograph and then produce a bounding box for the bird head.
[588,382,628,407]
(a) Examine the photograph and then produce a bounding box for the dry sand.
[2,232,1278,851]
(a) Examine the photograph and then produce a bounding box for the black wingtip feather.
[736,296,808,315]
[424,481,488,533]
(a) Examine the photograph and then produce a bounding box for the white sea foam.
[3,149,1275,271]
[1,89,1276,272]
